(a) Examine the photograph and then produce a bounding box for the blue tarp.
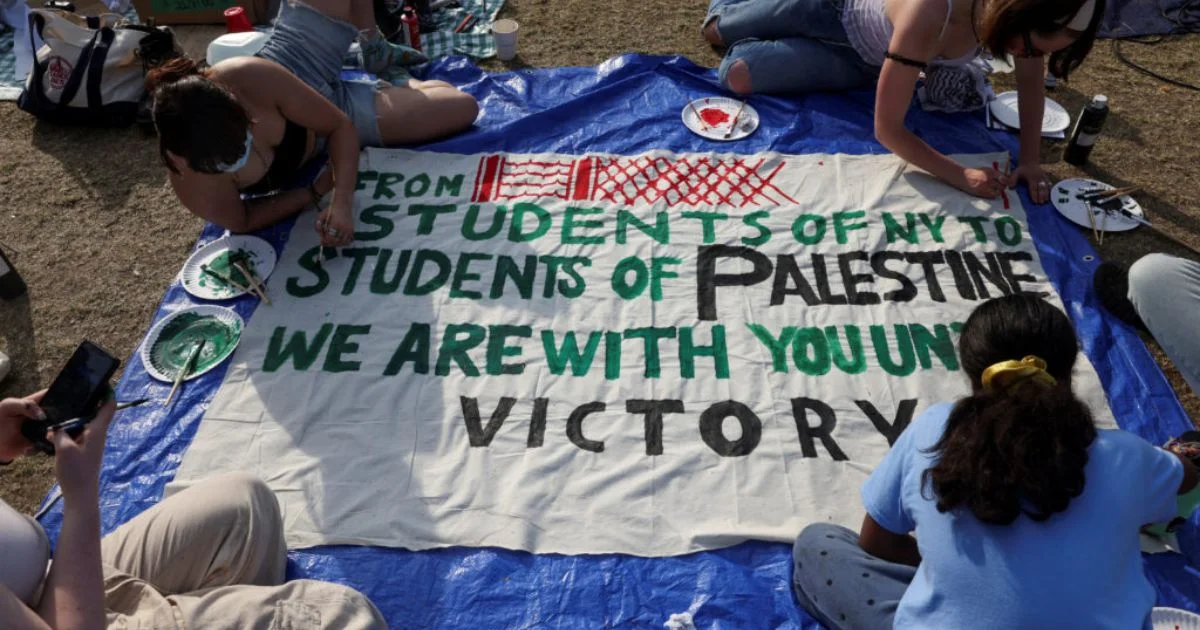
[36,54,1200,628]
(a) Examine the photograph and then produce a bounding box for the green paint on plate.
[151,313,241,378]
[197,248,261,294]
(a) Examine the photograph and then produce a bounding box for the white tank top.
[0,498,51,605]
[842,0,980,67]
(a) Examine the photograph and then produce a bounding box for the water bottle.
[0,247,27,300]
[400,5,422,51]
[1064,95,1109,167]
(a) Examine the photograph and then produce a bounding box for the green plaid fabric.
[418,0,504,60]
[0,25,22,93]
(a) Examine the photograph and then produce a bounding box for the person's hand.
[1008,163,1051,204]
[316,200,354,248]
[958,167,1006,199]
[0,391,45,462]
[312,164,352,248]
[51,396,114,506]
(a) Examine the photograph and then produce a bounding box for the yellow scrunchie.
[980,355,1058,393]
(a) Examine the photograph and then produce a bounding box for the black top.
[241,119,310,195]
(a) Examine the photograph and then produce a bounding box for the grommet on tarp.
[1083,255,1095,263]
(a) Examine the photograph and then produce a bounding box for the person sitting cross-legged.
[0,390,386,629]
[792,294,1200,629]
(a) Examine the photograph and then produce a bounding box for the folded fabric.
[918,59,994,113]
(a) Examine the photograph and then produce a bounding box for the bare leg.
[374,80,479,145]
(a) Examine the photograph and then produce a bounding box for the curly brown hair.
[921,294,1097,525]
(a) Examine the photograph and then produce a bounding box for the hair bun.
[145,56,201,93]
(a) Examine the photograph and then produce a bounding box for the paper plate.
[1051,178,1144,233]
[989,91,1071,134]
[1152,607,1200,630]
[140,305,244,382]
[682,97,760,142]
[181,235,277,301]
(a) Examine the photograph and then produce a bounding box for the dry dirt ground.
[0,2,1198,514]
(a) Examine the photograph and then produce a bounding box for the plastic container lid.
[1093,94,1109,106]
[206,31,269,67]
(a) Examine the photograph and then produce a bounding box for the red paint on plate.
[699,107,730,126]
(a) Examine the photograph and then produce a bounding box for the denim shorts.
[255,1,385,147]
[706,0,879,93]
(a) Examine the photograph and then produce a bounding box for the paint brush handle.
[165,340,204,408]
[1111,209,1200,257]
[724,101,747,139]
[233,261,271,306]
[202,265,251,293]
[689,102,709,130]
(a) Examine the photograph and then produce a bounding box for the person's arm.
[1009,55,1051,203]
[1,585,51,630]
[874,0,1003,198]
[859,514,921,567]
[225,58,360,247]
[34,399,115,630]
[171,173,325,234]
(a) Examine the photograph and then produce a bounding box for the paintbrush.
[1078,186,1140,202]
[232,259,271,306]
[201,264,252,295]
[1105,205,1200,257]
[688,101,709,130]
[994,161,1011,210]
[1084,200,1100,244]
[165,339,205,408]
[723,100,747,139]
[1099,203,1108,245]
[1096,186,1141,201]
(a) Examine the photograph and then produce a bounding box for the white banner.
[168,148,1114,556]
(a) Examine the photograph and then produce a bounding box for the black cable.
[1109,0,1200,90]
[1111,38,1200,91]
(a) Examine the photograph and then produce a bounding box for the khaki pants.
[99,472,386,630]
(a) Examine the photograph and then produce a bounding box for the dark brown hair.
[977,0,1106,80]
[921,295,1097,525]
[147,56,251,175]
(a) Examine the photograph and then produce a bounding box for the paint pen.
[116,398,151,411]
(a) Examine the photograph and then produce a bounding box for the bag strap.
[85,27,115,110]
[26,10,102,110]
[54,29,100,109]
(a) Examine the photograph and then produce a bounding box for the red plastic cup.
[224,6,254,33]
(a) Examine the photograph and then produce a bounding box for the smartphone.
[21,341,120,455]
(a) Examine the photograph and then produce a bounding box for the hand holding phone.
[51,395,116,505]
[21,341,120,455]
[0,392,46,462]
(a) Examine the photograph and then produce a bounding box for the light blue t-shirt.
[862,402,1183,629]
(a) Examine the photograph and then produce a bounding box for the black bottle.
[1064,95,1109,167]
[0,247,27,300]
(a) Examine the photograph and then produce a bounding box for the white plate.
[682,97,760,142]
[140,305,244,382]
[1152,607,1200,630]
[1050,178,1144,233]
[989,91,1071,134]
[181,235,277,301]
